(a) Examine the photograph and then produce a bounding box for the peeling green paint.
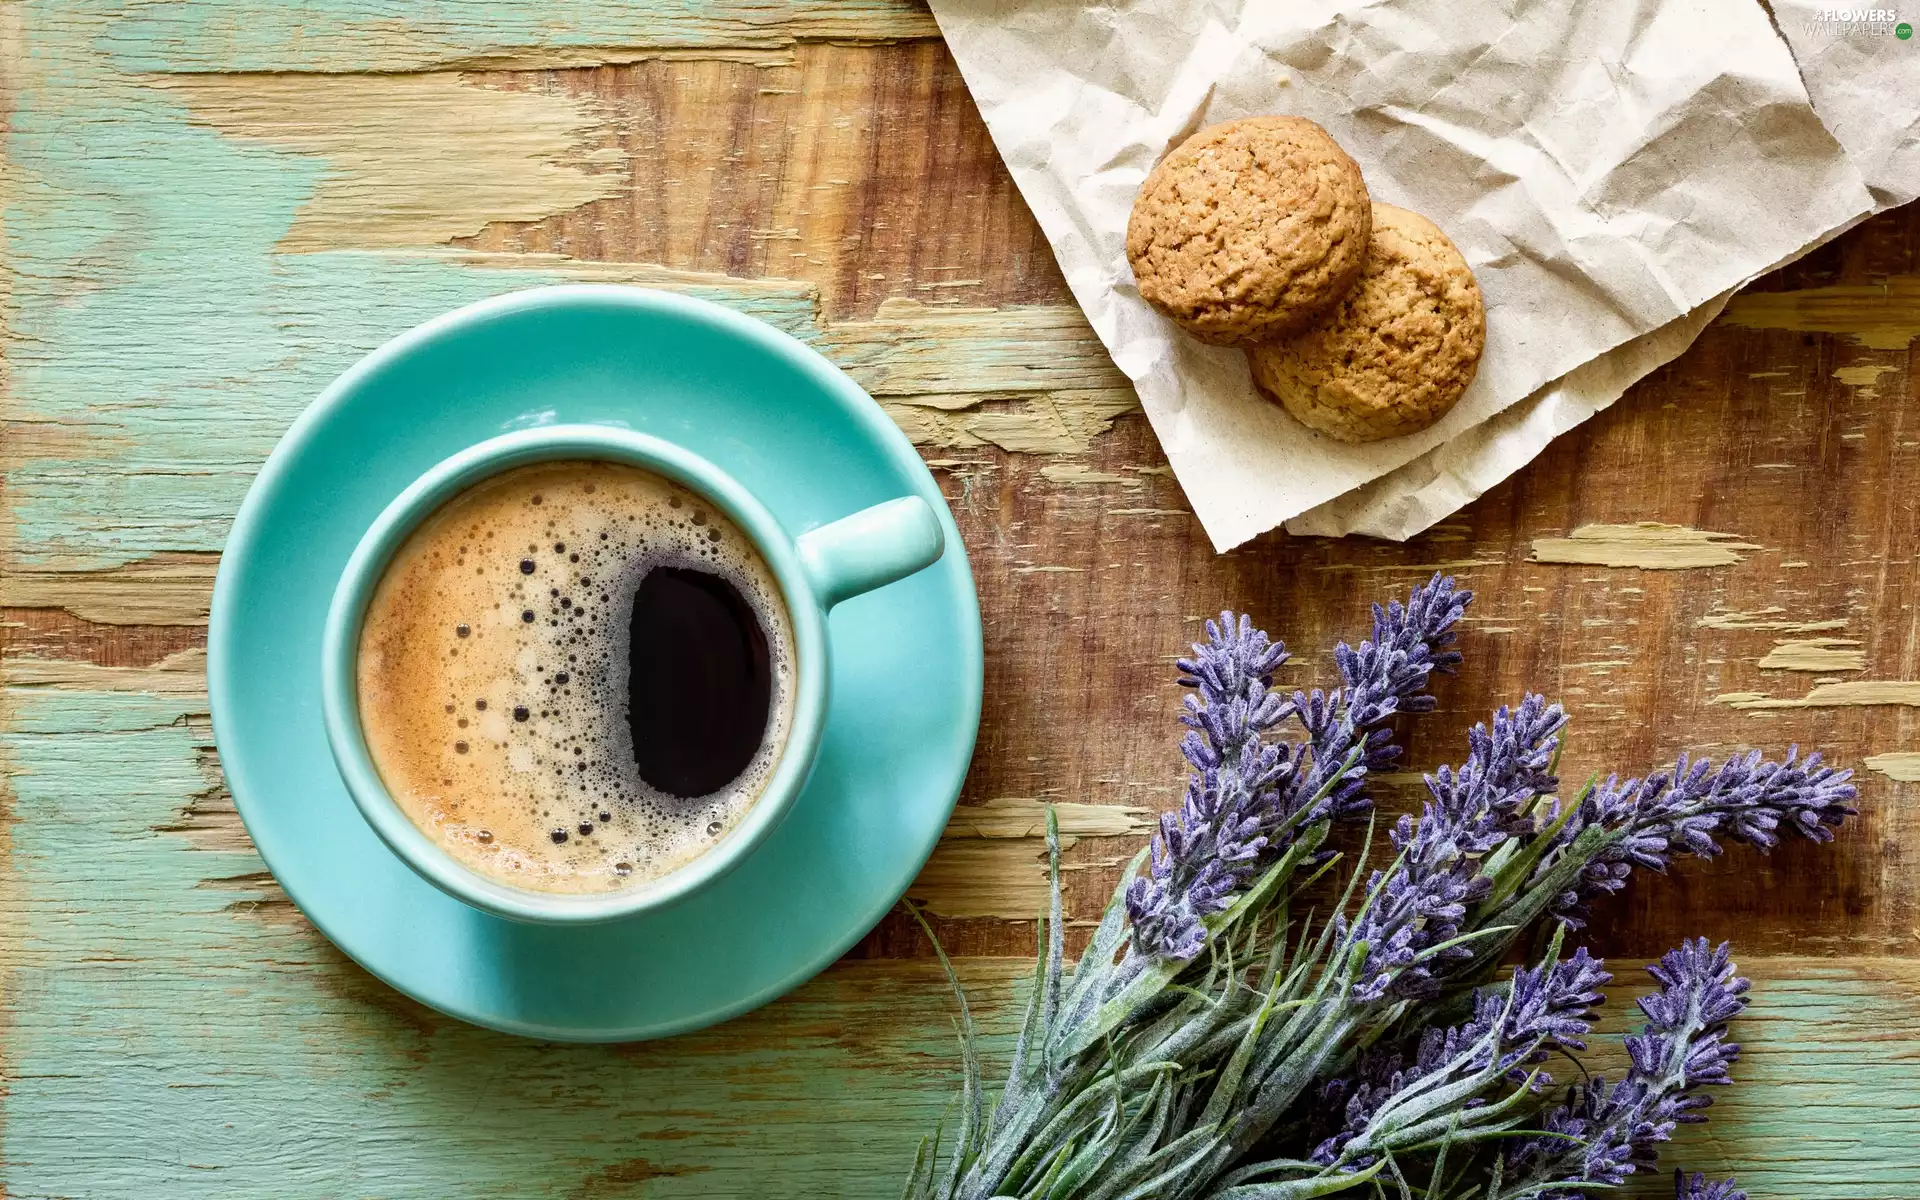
[3,4,1118,571]
[4,9,815,567]
[5,686,1920,1196]
[0,682,1023,1198]
[7,5,1919,1197]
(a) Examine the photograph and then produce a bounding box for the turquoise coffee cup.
[320,424,946,925]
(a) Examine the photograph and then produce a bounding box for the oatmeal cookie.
[1246,203,1484,443]
[1126,116,1371,346]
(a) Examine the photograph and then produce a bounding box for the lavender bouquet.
[904,575,1856,1200]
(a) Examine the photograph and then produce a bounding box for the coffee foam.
[356,460,795,895]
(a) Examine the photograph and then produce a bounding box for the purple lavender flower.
[1546,749,1857,927]
[1457,691,1567,839]
[1297,575,1471,823]
[908,566,1862,1200]
[1126,575,1470,961]
[1344,695,1567,1000]
[1675,1170,1747,1200]
[1497,943,1612,1068]
[1311,945,1609,1167]
[1125,613,1296,960]
[1504,940,1749,1196]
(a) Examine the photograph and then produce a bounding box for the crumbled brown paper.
[1775,0,1920,211]
[927,0,1879,548]
[1286,294,1731,538]
[1289,4,1920,539]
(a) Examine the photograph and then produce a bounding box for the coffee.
[355,460,796,894]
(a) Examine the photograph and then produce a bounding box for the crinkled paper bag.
[1289,3,1920,539]
[927,0,1874,548]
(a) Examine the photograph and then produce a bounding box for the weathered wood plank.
[8,4,1920,959]
[4,34,1096,571]
[3,681,1919,1196]
[92,0,941,72]
[0,675,1009,1198]
[0,554,220,625]
[7,4,1920,1196]
[1,720,1017,1197]
[447,44,1068,319]
[1592,957,1920,1196]
[151,72,632,253]
[1721,275,1920,349]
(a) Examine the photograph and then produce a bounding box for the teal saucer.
[207,285,983,1041]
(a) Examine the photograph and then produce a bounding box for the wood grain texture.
[91,0,942,72]
[6,1,1920,1195]
[154,72,630,252]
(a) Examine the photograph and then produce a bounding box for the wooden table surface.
[5,3,1919,1196]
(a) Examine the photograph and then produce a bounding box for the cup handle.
[795,496,946,610]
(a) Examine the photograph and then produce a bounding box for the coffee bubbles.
[355,460,795,894]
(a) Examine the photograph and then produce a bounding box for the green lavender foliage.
[902,579,1855,1200]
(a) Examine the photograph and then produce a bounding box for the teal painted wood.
[9,3,1920,1196]
[4,3,1111,573]
[1592,961,1920,1195]
[4,5,812,568]
[5,686,1920,1196]
[0,681,1022,1198]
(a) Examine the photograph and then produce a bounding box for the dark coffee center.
[626,566,772,798]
